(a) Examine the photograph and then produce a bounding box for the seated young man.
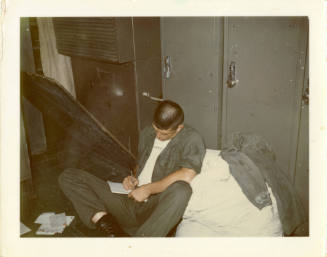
[58,100,206,237]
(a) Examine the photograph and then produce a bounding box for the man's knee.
[58,168,80,190]
[162,181,192,204]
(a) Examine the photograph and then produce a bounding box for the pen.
[130,170,137,187]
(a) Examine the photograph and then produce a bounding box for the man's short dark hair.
[153,100,184,130]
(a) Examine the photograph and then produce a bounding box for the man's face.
[152,123,183,141]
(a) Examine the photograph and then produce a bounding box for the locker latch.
[227,61,239,88]
[302,87,309,106]
[164,56,171,79]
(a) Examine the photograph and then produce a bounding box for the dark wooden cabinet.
[71,58,139,154]
[54,17,162,156]
[53,17,134,63]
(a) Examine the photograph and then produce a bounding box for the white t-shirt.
[138,138,171,186]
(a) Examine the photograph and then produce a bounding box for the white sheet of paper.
[49,213,66,227]
[34,212,55,224]
[35,230,56,236]
[36,224,59,235]
[37,224,61,235]
[107,181,131,194]
[20,222,31,235]
[65,216,74,226]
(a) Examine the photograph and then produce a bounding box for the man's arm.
[146,167,196,193]
[128,167,196,202]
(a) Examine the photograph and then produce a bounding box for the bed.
[176,149,283,237]
[176,131,307,237]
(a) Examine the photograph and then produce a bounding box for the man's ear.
[177,124,184,132]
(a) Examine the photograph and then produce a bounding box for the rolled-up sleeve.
[177,134,206,174]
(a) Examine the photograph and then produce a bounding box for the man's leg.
[134,181,192,237]
[58,168,139,230]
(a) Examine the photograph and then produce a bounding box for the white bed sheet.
[176,149,283,237]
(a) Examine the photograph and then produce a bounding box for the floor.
[20,150,103,237]
[20,143,307,238]
[20,149,178,238]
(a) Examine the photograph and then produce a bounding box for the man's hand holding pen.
[122,172,139,191]
[123,168,150,202]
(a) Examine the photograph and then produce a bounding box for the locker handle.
[142,92,164,102]
[302,87,309,105]
[227,61,239,88]
[164,56,171,79]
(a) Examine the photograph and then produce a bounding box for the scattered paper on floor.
[49,212,66,227]
[20,222,31,235]
[35,212,74,235]
[34,212,55,224]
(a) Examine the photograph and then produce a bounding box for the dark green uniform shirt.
[136,124,206,182]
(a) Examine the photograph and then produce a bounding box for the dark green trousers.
[58,168,192,237]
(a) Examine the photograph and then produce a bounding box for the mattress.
[176,149,283,237]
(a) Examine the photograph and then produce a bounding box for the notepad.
[107,181,131,194]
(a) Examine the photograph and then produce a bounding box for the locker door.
[294,59,309,218]
[161,17,224,149]
[222,17,308,181]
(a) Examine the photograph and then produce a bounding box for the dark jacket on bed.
[220,133,306,235]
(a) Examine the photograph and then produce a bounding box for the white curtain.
[37,17,76,98]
